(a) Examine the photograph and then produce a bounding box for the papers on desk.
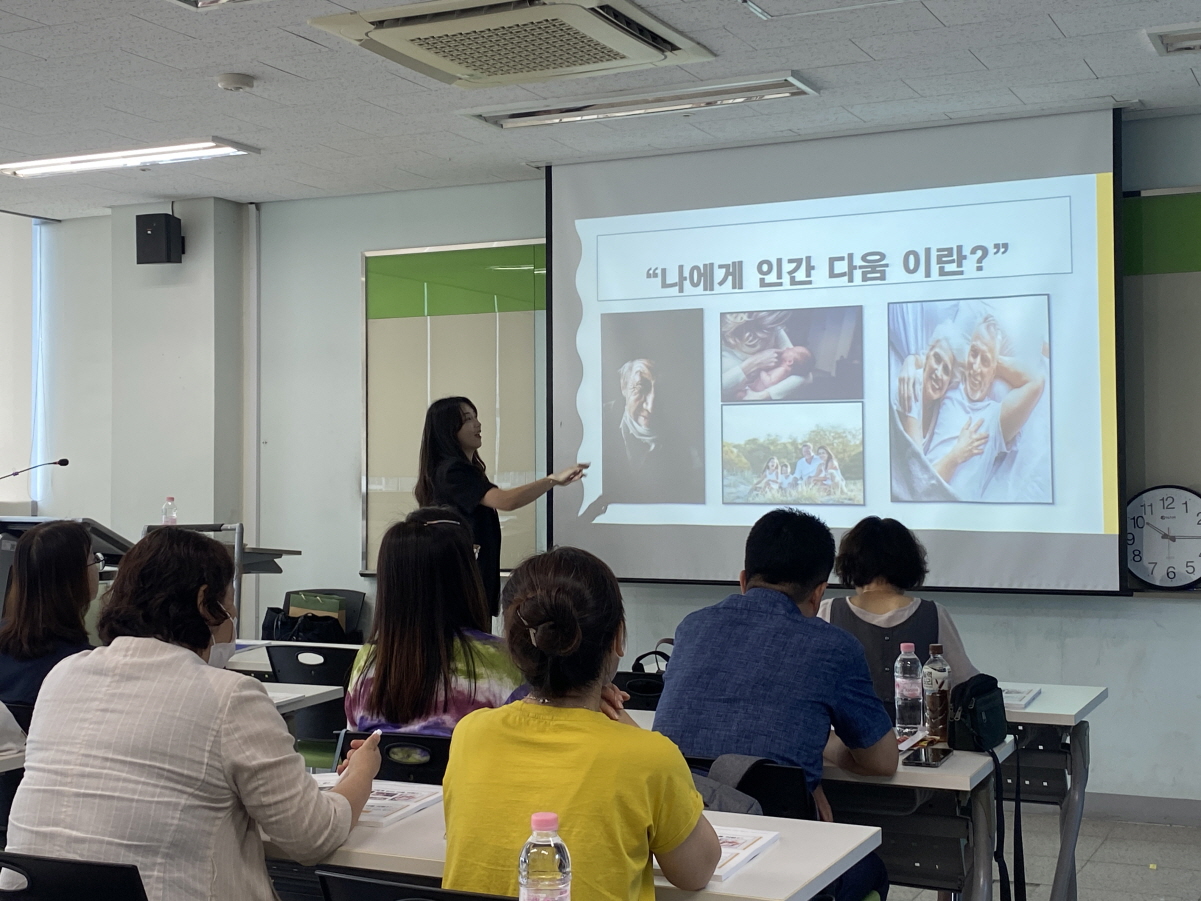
[1003,686,1042,710]
[656,827,779,882]
[312,775,442,827]
[266,689,305,707]
[897,728,927,752]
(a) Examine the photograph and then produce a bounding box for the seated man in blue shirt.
[655,508,897,901]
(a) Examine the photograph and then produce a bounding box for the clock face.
[1127,485,1201,589]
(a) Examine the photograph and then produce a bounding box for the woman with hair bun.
[441,547,719,901]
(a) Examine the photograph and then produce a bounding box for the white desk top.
[823,736,1013,792]
[627,709,1013,793]
[267,683,343,714]
[0,749,23,772]
[265,805,879,901]
[999,682,1108,727]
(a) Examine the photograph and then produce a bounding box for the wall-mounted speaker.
[135,213,184,264]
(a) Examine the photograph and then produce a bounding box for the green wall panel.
[367,243,545,319]
[1124,194,1201,276]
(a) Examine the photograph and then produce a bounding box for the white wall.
[109,199,244,541]
[0,212,33,505]
[255,181,544,619]
[1123,112,1201,191]
[36,215,113,522]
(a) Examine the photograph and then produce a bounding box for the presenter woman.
[415,397,587,616]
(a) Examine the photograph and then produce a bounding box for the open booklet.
[655,826,780,883]
[312,774,442,827]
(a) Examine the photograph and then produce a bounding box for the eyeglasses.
[89,552,105,569]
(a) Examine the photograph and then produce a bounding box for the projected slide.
[570,174,1112,543]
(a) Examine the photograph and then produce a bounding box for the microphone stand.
[0,460,68,481]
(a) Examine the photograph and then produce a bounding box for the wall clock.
[1127,485,1201,589]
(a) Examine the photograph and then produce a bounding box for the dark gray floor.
[890,807,1201,901]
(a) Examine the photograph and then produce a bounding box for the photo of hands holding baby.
[720,307,862,403]
[888,297,1052,504]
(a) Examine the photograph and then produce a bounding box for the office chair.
[267,645,358,770]
[0,851,148,900]
[283,590,367,643]
[685,755,819,820]
[318,871,511,901]
[334,731,450,784]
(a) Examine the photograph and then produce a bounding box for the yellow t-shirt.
[443,702,704,901]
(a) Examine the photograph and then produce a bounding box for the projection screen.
[550,110,1120,592]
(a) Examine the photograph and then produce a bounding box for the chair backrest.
[335,731,451,784]
[266,645,358,687]
[267,645,359,743]
[284,589,367,640]
[612,671,662,711]
[4,703,34,733]
[685,755,818,820]
[318,870,512,901]
[0,851,148,901]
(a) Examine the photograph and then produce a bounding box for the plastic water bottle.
[893,642,924,738]
[923,643,952,742]
[161,497,177,526]
[518,812,570,901]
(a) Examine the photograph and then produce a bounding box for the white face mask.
[207,614,238,669]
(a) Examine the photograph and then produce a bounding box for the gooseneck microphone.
[0,458,69,481]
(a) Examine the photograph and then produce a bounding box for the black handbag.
[949,674,1025,901]
[260,607,350,644]
[948,673,1007,751]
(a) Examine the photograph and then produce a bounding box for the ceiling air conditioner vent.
[1145,23,1201,55]
[310,0,712,88]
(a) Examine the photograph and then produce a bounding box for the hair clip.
[515,609,539,649]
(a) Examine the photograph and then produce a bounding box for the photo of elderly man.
[600,310,705,504]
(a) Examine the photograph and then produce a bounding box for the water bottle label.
[894,678,921,699]
[519,887,569,901]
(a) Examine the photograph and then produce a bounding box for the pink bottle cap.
[531,812,559,832]
[900,642,915,652]
[165,496,174,502]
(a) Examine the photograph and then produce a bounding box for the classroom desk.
[265,805,881,901]
[230,641,363,678]
[999,683,1107,901]
[824,737,1013,901]
[627,709,1014,901]
[267,683,344,715]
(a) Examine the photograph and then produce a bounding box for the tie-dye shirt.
[344,630,525,735]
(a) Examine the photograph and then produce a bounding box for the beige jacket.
[7,636,351,901]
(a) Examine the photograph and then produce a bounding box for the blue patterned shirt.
[655,587,892,791]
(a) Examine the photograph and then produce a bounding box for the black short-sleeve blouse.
[433,458,502,616]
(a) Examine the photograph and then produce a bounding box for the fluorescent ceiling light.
[464,72,815,128]
[0,138,258,178]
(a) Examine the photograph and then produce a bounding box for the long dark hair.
[365,506,491,725]
[504,547,624,698]
[98,528,234,651]
[0,521,92,660]
[415,397,484,506]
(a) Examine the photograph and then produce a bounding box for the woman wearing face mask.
[4,528,382,901]
[416,396,587,616]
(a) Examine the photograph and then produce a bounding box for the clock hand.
[1144,521,1172,539]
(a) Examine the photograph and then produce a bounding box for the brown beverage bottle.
[922,644,951,742]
